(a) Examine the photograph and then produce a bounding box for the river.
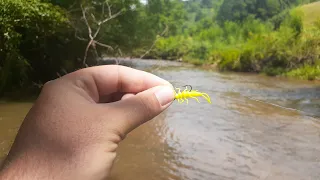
[1,59,320,180]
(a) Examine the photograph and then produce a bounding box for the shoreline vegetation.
[144,1,320,81]
[1,0,320,98]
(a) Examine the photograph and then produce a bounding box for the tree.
[217,0,305,22]
[146,0,187,36]
[76,0,124,67]
[0,0,72,95]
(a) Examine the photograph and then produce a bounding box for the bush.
[152,36,190,60]
[0,0,83,95]
[288,8,304,36]
[216,48,241,71]
[286,64,320,80]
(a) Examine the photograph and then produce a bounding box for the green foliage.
[188,41,213,61]
[286,64,320,80]
[154,3,320,80]
[1,0,176,96]
[288,8,304,36]
[149,0,320,81]
[146,0,187,36]
[0,0,73,95]
[218,0,257,22]
[314,18,320,29]
[217,48,242,71]
[217,0,305,22]
[152,35,190,60]
[215,8,319,78]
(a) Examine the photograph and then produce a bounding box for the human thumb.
[109,85,175,135]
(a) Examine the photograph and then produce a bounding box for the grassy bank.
[150,2,320,80]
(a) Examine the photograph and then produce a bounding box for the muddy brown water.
[1,60,320,180]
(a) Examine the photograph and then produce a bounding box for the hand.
[0,65,174,180]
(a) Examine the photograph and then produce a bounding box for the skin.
[0,65,175,180]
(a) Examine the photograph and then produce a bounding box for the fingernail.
[155,86,174,106]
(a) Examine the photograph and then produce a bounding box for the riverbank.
[181,59,320,81]
[146,2,320,81]
[98,58,320,81]
[0,87,40,102]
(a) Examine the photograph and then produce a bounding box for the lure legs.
[192,97,200,103]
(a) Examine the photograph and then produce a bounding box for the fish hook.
[183,85,192,92]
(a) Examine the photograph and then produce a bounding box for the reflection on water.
[1,60,320,180]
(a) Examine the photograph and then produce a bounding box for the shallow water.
[1,60,320,180]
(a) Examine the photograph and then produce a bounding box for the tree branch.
[90,13,98,23]
[106,0,112,18]
[93,26,101,39]
[81,4,93,39]
[99,10,122,25]
[80,1,123,67]
[95,41,114,50]
[83,39,94,67]
[101,3,105,19]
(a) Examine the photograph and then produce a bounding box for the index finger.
[65,65,171,102]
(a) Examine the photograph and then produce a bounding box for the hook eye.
[183,85,192,92]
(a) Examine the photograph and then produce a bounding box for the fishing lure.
[174,85,211,104]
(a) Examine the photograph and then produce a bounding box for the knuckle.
[42,79,55,88]
[105,128,126,143]
[42,79,59,92]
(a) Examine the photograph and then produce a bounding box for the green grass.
[301,1,320,27]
